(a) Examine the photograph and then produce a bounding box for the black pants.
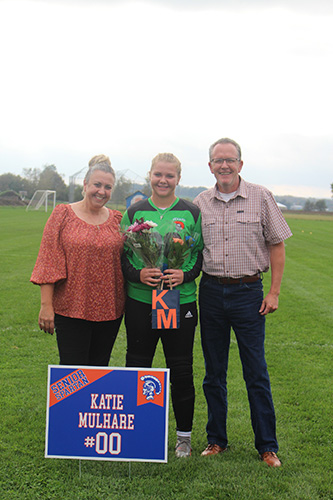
[55,314,123,366]
[125,297,197,432]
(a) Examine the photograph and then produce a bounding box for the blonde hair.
[85,154,116,182]
[150,153,181,178]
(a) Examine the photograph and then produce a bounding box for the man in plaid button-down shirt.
[194,138,292,467]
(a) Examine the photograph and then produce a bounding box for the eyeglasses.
[210,158,240,166]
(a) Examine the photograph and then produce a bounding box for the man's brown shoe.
[260,451,281,467]
[201,444,227,456]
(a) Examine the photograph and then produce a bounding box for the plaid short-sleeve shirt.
[193,178,292,278]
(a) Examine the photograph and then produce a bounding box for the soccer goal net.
[26,190,56,212]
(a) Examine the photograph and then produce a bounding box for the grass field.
[0,206,332,499]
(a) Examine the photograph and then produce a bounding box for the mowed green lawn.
[0,206,332,500]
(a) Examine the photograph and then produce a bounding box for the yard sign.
[45,366,170,462]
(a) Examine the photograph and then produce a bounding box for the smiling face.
[149,161,180,206]
[83,170,115,209]
[209,142,243,193]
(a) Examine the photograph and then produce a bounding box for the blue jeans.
[199,274,278,454]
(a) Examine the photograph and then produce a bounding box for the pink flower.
[127,218,156,233]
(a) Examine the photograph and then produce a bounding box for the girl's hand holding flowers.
[140,267,164,287]
[162,268,184,288]
[123,219,198,289]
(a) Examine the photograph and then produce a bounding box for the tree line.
[0,165,150,205]
[0,165,331,210]
[0,165,68,201]
[303,199,327,212]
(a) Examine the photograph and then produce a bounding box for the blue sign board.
[45,366,170,462]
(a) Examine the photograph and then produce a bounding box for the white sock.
[177,431,191,439]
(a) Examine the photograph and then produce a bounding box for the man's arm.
[259,241,285,316]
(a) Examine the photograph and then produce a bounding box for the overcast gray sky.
[0,0,332,198]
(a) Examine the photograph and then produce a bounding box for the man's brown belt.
[203,272,261,285]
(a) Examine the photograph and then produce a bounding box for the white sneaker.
[175,436,192,458]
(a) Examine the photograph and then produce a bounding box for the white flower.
[145,220,158,228]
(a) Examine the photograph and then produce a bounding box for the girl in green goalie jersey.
[121,153,203,458]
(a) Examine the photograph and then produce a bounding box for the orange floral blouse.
[31,204,125,322]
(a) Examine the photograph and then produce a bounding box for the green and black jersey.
[121,197,203,305]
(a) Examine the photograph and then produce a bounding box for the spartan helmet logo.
[141,375,162,401]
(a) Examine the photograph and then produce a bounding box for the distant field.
[284,211,333,221]
[0,206,332,500]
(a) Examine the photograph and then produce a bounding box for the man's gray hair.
[209,138,242,161]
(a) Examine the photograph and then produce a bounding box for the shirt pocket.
[202,217,216,245]
[235,214,261,242]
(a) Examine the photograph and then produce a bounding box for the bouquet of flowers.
[123,218,162,268]
[164,232,197,270]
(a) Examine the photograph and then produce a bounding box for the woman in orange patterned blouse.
[31,155,125,366]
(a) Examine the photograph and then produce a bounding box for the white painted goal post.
[26,190,56,212]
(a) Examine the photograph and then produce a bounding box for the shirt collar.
[211,176,248,201]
